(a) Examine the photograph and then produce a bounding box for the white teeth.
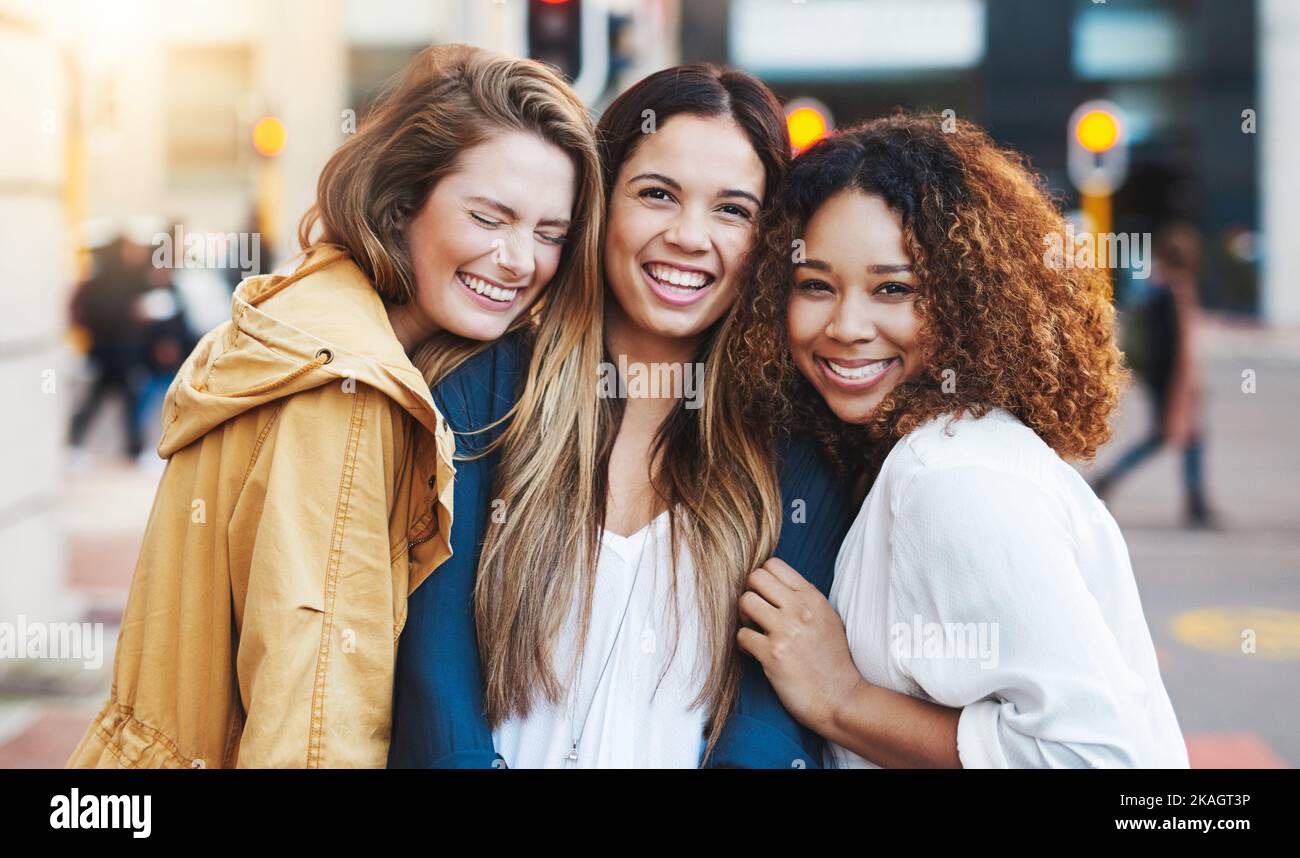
[826,358,894,380]
[461,273,516,303]
[647,263,710,290]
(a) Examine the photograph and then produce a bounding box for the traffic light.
[526,0,608,104]
[251,115,286,158]
[1067,100,1129,276]
[785,98,833,155]
[1067,100,1127,195]
[1075,108,1120,154]
[528,0,583,82]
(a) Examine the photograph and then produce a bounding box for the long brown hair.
[296,43,605,385]
[475,65,792,763]
[733,112,1126,480]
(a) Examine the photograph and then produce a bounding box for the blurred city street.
[0,319,1296,768]
[1,0,1296,775]
[1089,320,1300,768]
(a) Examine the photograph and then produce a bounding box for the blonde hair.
[296,43,605,384]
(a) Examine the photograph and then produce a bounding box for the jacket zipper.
[407,507,439,553]
[408,527,437,552]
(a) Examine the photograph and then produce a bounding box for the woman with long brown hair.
[734,113,1188,767]
[389,65,852,768]
[69,44,603,768]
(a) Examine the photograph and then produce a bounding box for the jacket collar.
[158,246,451,457]
[232,246,447,437]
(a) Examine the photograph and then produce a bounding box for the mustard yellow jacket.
[68,247,455,768]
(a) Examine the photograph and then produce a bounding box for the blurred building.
[54,0,1292,321]
[48,0,679,271]
[687,0,1290,321]
[0,0,78,652]
[59,0,516,268]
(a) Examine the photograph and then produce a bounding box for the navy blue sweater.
[388,335,852,768]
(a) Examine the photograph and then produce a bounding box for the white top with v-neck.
[492,510,709,768]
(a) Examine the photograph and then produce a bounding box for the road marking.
[1170,607,1300,660]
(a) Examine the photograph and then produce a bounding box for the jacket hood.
[158,247,442,458]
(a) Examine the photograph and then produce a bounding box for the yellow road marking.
[1170,607,1300,660]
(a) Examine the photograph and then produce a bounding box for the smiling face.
[402,130,576,342]
[787,190,924,425]
[603,114,766,344]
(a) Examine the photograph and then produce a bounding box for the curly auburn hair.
[726,111,1127,477]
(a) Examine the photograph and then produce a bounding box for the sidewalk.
[1082,323,1300,767]
[0,460,154,767]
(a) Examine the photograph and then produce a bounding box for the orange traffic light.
[252,116,287,158]
[786,100,832,154]
[1075,108,1120,153]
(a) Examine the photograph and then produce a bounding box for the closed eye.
[537,231,568,246]
[470,211,501,228]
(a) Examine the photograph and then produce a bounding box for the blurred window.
[347,45,424,120]
[729,0,986,79]
[164,45,252,176]
[343,0,437,116]
[1073,4,1188,79]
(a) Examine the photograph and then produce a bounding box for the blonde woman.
[69,44,603,768]
[390,66,852,768]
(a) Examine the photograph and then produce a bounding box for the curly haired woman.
[730,113,1189,768]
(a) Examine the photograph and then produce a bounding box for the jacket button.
[791,758,806,769]
[192,758,206,769]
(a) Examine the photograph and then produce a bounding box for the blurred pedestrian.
[68,235,153,458]
[1093,222,1214,527]
[133,269,198,453]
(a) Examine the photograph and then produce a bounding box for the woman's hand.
[736,557,865,736]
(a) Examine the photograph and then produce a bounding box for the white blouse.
[827,407,1189,768]
[492,510,708,768]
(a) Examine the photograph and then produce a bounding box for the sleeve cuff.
[705,714,820,769]
[956,700,1010,769]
